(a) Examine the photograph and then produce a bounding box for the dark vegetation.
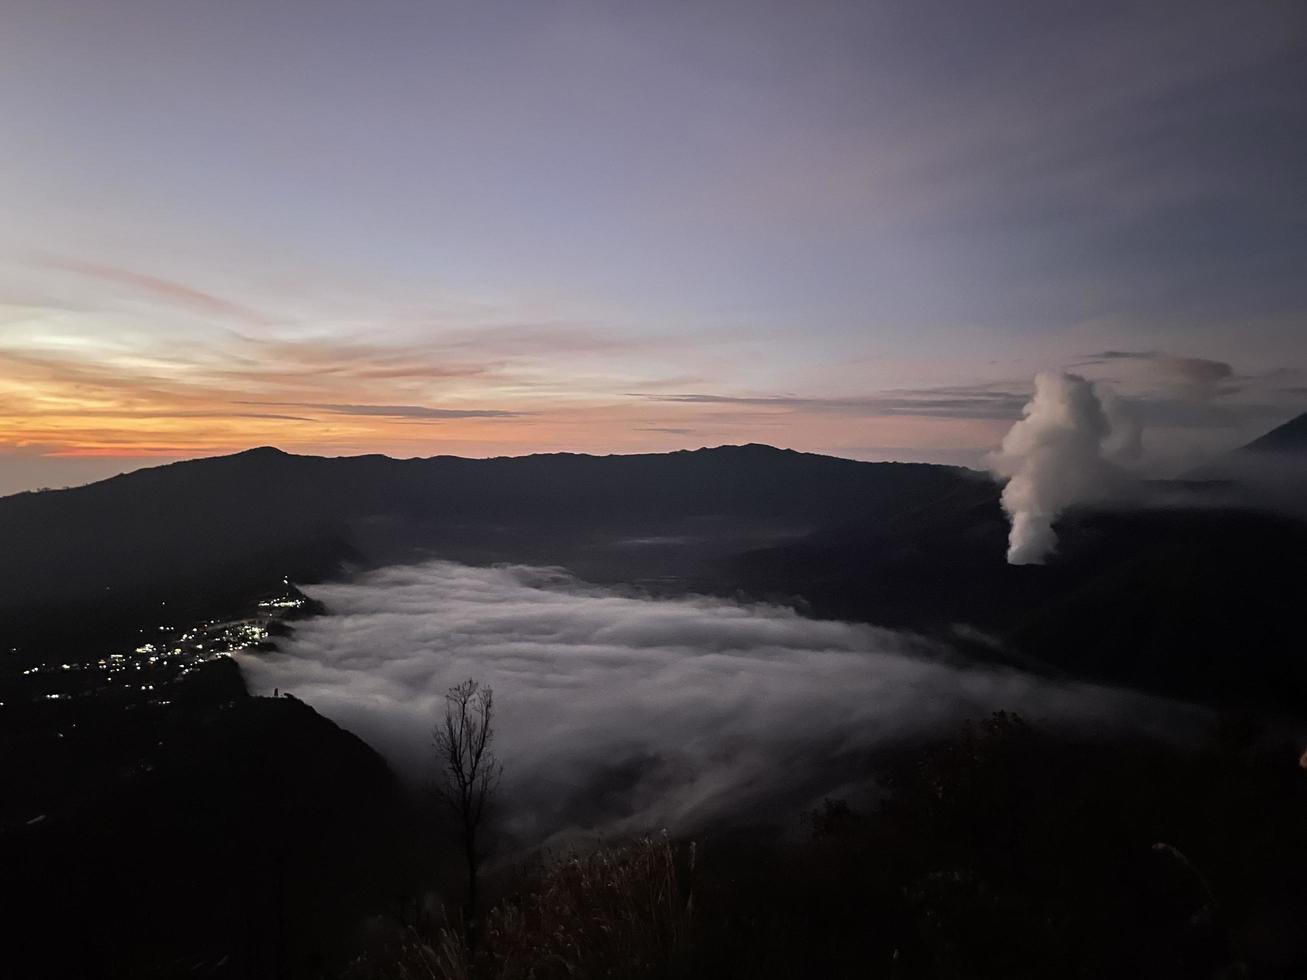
[348,713,1307,979]
[737,497,1307,713]
[2,661,419,978]
[10,662,1307,977]
[432,680,503,949]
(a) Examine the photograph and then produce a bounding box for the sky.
[2,0,1305,494]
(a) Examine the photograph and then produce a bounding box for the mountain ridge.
[3,441,965,502]
[0,443,976,657]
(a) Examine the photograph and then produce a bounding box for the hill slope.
[0,445,972,652]
[1240,410,1307,455]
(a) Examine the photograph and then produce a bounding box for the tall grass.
[348,834,695,980]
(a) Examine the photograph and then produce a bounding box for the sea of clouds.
[238,561,1205,843]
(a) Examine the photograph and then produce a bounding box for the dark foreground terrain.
[357,713,1307,980]
[6,623,1307,979]
[0,608,430,978]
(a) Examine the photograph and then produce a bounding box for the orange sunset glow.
[0,260,1016,487]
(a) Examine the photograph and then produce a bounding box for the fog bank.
[239,562,1203,842]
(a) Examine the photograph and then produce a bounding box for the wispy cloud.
[630,385,1029,421]
[12,409,315,423]
[237,401,523,420]
[38,256,275,325]
[1079,350,1237,398]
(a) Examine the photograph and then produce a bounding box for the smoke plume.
[238,561,1198,843]
[991,372,1140,564]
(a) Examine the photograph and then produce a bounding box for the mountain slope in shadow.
[733,413,1307,713]
[2,661,413,978]
[0,445,969,655]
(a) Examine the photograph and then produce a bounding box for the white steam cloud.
[238,561,1198,843]
[991,372,1141,565]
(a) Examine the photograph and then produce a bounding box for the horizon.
[8,402,1306,500]
[3,0,1306,494]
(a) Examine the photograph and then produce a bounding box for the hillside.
[731,415,1307,712]
[1239,411,1307,455]
[0,445,971,655]
[1,658,414,977]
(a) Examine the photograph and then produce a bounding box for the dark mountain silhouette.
[740,498,1307,712]
[1184,410,1307,513]
[0,445,968,655]
[1238,410,1307,455]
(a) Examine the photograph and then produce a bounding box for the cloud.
[235,401,522,420]
[9,409,315,423]
[1088,350,1163,360]
[430,323,652,358]
[630,386,1028,421]
[1068,352,1307,452]
[38,256,274,325]
[238,561,1204,844]
[1081,350,1237,398]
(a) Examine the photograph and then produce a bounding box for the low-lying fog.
[238,561,1206,843]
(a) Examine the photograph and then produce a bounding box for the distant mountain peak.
[693,443,790,455]
[1239,412,1307,455]
[236,445,290,458]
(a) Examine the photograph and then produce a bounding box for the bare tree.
[433,679,502,947]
